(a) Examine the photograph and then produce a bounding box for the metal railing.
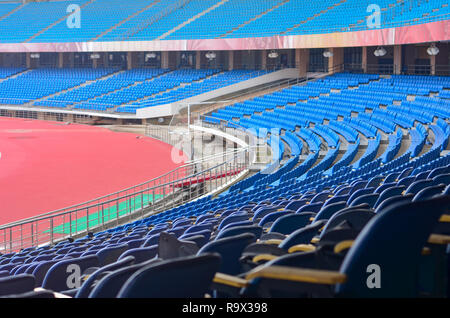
[0,118,252,253]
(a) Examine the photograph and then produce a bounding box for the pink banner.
[0,20,447,53]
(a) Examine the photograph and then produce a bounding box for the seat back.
[215,225,263,241]
[413,184,446,202]
[373,185,406,209]
[279,220,327,250]
[320,209,375,235]
[88,258,162,298]
[158,232,199,260]
[405,179,434,195]
[96,244,129,267]
[75,256,136,298]
[350,193,379,208]
[270,213,314,235]
[374,194,413,213]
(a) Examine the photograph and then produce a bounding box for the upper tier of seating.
[0,0,446,43]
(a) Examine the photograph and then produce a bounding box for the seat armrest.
[245,265,347,285]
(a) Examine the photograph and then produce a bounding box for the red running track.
[0,118,187,225]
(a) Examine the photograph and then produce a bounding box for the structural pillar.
[58,52,63,68]
[26,53,31,68]
[295,48,309,78]
[196,51,201,69]
[328,47,344,74]
[69,52,74,68]
[393,45,402,75]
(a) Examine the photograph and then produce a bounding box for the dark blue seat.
[374,182,397,194]
[432,173,450,186]
[284,199,308,211]
[198,233,256,275]
[296,202,323,213]
[383,172,400,184]
[218,215,250,231]
[396,176,416,188]
[88,258,162,298]
[142,233,161,247]
[167,225,190,238]
[310,192,332,203]
[179,230,212,247]
[427,167,448,179]
[321,209,376,235]
[75,256,136,298]
[258,211,293,227]
[405,179,435,195]
[117,254,221,298]
[158,232,199,260]
[336,196,450,297]
[350,193,379,208]
[252,208,278,222]
[0,270,10,278]
[374,194,413,213]
[279,221,328,250]
[374,185,406,209]
[184,223,214,235]
[310,198,346,221]
[32,258,71,287]
[414,171,431,181]
[323,194,350,207]
[347,188,375,205]
[243,196,450,297]
[365,176,384,189]
[221,220,253,230]
[126,238,146,249]
[42,255,99,292]
[413,184,446,202]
